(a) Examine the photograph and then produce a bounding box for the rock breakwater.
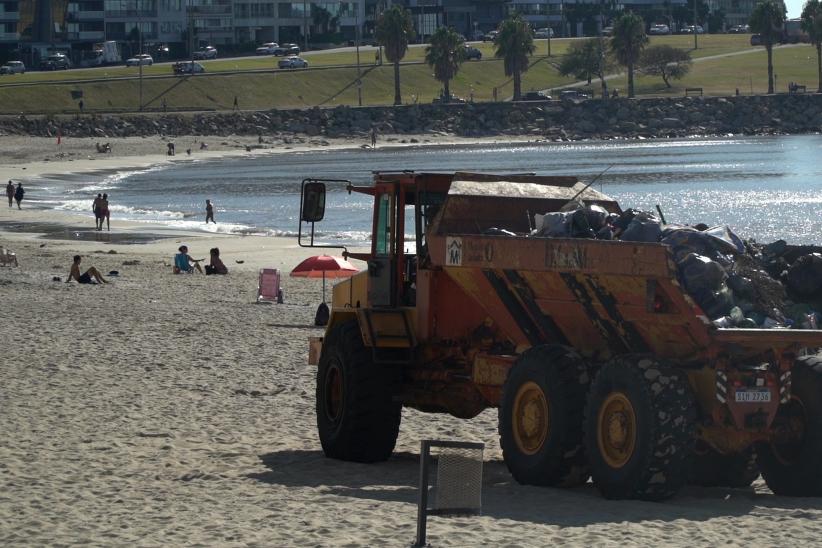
[1,94,820,140]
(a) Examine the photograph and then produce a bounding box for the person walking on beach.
[14,182,24,209]
[66,255,108,284]
[205,199,215,224]
[370,127,377,148]
[99,193,110,231]
[92,193,103,229]
[6,180,13,208]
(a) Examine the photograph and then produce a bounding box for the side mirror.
[302,182,326,222]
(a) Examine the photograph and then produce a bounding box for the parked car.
[521,91,552,101]
[173,61,205,75]
[274,43,300,56]
[471,30,485,41]
[278,55,308,69]
[0,61,25,74]
[193,46,218,60]
[602,26,614,36]
[125,54,154,66]
[750,33,762,45]
[464,46,482,60]
[534,27,554,39]
[40,54,71,70]
[256,42,279,55]
[559,89,589,103]
[681,25,704,34]
[728,24,750,34]
[432,94,466,104]
[649,24,671,35]
[483,30,498,42]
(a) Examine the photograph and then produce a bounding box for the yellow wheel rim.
[597,392,637,469]
[512,381,550,455]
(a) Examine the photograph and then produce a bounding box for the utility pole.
[693,0,698,50]
[138,15,143,111]
[546,0,551,56]
[303,0,308,52]
[356,2,362,106]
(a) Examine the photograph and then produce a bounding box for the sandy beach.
[2,137,822,547]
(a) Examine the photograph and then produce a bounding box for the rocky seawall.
[1,94,821,140]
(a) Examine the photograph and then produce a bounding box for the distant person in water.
[92,193,103,229]
[66,255,108,284]
[6,180,13,208]
[205,199,215,224]
[205,247,228,275]
[14,182,24,209]
[99,193,110,231]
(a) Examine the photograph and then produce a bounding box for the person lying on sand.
[174,245,203,274]
[66,255,108,284]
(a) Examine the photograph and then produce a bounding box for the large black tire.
[584,356,697,501]
[756,354,822,496]
[316,320,401,462]
[689,443,759,488]
[499,345,590,487]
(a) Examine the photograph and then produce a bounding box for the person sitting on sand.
[174,245,203,274]
[66,255,108,284]
[205,247,228,275]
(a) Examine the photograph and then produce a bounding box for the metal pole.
[693,0,698,50]
[138,13,143,111]
[303,0,308,52]
[356,2,362,106]
[546,0,551,56]
[414,441,431,548]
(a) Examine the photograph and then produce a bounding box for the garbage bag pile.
[532,205,822,329]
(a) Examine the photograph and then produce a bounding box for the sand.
[2,138,822,547]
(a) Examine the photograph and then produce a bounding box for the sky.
[786,0,803,18]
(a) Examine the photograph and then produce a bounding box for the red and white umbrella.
[290,255,359,302]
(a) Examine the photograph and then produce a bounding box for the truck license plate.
[734,389,771,403]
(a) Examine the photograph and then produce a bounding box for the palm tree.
[425,27,466,103]
[802,0,822,92]
[610,12,648,98]
[375,5,416,105]
[494,14,536,101]
[749,0,786,94]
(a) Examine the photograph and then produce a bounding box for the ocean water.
[30,134,822,245]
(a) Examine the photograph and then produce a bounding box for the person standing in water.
[92,193,103,229]
[6,180,13,208]
[14,182,24,209]
[205,199,215,224]
[99,193,110,231]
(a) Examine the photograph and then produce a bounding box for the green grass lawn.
[0,35,817,114]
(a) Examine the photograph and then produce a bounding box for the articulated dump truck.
[299,172,822,501]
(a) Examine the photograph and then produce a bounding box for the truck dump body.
[306,171,822,501]
[434,236,712,361]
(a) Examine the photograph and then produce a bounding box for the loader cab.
[299,173,450,312]
[369,174,450,309]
